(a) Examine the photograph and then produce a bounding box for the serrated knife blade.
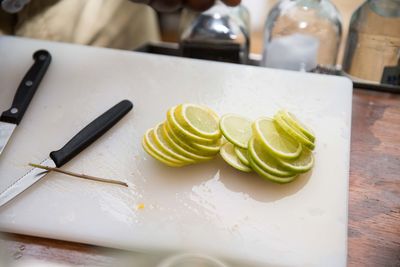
[0,158,55,207]
[0,100,133,208]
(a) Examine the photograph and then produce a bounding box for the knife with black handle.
[0,50,52,156]
[49,100,133,167]
[0,99,133,207]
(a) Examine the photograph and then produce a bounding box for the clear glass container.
[180,1,250,63]
[157,253,228,267]
[342,0,400,84]
[262,0,342,71]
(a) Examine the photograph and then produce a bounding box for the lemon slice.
[249,156,298,184]
[220,142,252,172]
[142,129,186,167]
[278,110,315,142]
[191,139,222,155]
[276,148,314,173]
[161,123,214,162]
[175,104,221,139]
[274,114,315,150]
[164,121,200,153]
[248,137,296,177]
[219,114,253,149]
[142,139,183,167]
[152,123,196,164]
[164,122,215,158]
[167,106,216,145]
[234,146,250,167]
[253,117,301,160]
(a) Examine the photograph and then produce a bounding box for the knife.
[0,99,133,207]
[0,50,52,156]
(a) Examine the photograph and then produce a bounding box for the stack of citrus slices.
[219,110,315,183]
[142,104,223,167]
[142,104,316,184]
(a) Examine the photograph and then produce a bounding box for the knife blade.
[0,50,52,156]
[0,99,133,207]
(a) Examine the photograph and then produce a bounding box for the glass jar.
[158,253,228,267]
[342,0,400,84]
[180,1,250,64]
[262,0,342,71]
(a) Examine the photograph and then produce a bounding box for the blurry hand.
[132,0,241,12]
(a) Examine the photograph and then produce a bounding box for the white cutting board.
[0,36,352,267]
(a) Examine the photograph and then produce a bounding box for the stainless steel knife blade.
[0,100,133,208]
[0,50,51,157]
[0,121,16,156]
[0,158,55,207]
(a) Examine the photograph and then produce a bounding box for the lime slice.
[248,137,296,177]
[142,130,186,167]
[164,122,215,158]
[142,138,184,167]
[276,148,314,173]
[191,139,222,155]
[278,110,315,142]
[142,139,183,167]
[234,146,250,167]
[219,114,253,149]
[253,117,301,160]
[152,123,196,164]
[165,121,200,153]
[175,104,221,139]
[220,142,252,172]
[249,156,298,184]
[274,114,315,150]
[161,123,214,162]
[167,106,216,145]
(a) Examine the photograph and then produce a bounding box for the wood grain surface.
[348,89,400,267]
[1,89,399,267]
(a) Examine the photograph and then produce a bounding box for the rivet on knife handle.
[49,100,133,167]
[0,50,52,124]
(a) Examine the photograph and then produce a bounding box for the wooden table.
[1,88,399,267]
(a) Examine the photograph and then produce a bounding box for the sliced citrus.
[253,117,301,160]
[274,114,315,150]
[142,130,186,167]
[219,114,253,149]
[175,103,221,139]
[161,123,214,162]
[152,123,196,164]
[234,146,250,167]
[249,157,298,184]
[278,110,315,142]
[276,148,314,173]
[167,106,216,145]
[142,139,183,167]
[248,137,296,177]
[164,121,216,158]
[220,142,252,172]
[191,139,222,155]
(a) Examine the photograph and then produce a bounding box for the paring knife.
[0,50,52,156]
[0,99,133,207]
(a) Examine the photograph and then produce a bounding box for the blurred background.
[159,0,364,64]
[2,0,397,85]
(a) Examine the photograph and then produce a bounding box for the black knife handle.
[49,100,133,168]
[0,50,52,125]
